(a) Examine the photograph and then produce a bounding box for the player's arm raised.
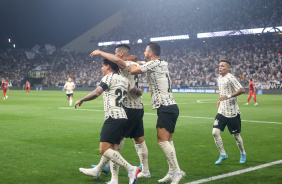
[130,63,143,75]
[74,86,103,108]
[90,50,126,69]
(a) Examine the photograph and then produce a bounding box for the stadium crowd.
[1,34,281,88]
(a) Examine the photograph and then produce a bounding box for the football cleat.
[138,164,142,171]
[240,154,247,163]
[171,170,186,184]
[137,170,151,178]
[215,155,228,165]
[91,164,110,174]
[79,168,101,179]
[254,103,258,106]
[244,103,249,105]
[158,171,173,183]
[128,166,141,184]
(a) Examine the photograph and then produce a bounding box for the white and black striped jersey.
[99,72,128,120]
[140,59,176,109]
[217,73,243,118]
[120,61,143,109]
[64,82,75,94]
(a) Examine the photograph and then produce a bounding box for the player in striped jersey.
[64,78,75,107]
[89,44,150,184]
[1,78,9,100]
[244,79,258,106]
[130,42,185,184]
[75,59,140,184]
[212,60,247,165]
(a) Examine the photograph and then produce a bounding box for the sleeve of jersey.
[229,75,243,91]
[99,75,110,91]
[140,60,160,73]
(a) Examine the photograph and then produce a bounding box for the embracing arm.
[130,64,143,75]
[74,86,104,108]
[90,50,126,69]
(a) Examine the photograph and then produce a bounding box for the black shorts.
[213,113,241,134]
[157,104,179,133]
[123,107,144,138]
[66,93,73,98]
[100,117,127,144]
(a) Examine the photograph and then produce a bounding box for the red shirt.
[249,82,255,92]
[2,81,8,90]
[26,82,30,88]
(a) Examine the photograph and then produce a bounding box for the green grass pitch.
[0,90,281,184]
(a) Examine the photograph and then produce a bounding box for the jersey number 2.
[115,89,127,107]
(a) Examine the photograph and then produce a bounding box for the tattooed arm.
[74,87,103,108]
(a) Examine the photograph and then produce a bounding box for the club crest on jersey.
[214,119,219,126]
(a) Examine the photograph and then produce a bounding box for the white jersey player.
[130,42,185,184]
[212,60,247,165]
[64,78,75,107]
[75,59,140,184]
[89,45,150,184]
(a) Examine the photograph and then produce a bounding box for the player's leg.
[69,95,73,107]
[252,94,258,106]
[233,133,247,163]
[134,136,150,178]
[3,90,6,100]
[245,94,251,105]
[213,114,228,164]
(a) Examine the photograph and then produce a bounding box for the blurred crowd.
[1,34,281,88]
[96,0,282,42]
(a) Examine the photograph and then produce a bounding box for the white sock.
[158,141,180,172]
[110,160,119,179]
[96,156,110,171]
[135,141,149,171]
[233,133,246,155]
[103,149,131,171]
[70,99,73,106]
[212,128,227,155]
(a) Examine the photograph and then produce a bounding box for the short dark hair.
[115,44,130,51]
[249,79,253,81]
[220,59,231,67]
[148,42,161,56]
[102,59,119,73]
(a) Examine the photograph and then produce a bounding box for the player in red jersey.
[1,78,9,100]
[244,79,258,106]
[26,81,31,94]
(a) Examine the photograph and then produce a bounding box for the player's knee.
[212,128,220,137]
[134,136,144,144]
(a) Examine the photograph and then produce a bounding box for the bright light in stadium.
[8,38,11,43]
[150,35,189,42]
[98,40,130,46]
[137,39,142,43]
[197,26,282,38]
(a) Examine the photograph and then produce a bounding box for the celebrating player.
[75,59,140,184]
[1,78,9,100]
[64,78,75,107]
[89,45,150,184]
[26,81,31,94]
[130,42,186,184]
[212,60,247,165]
[244,79,258,106]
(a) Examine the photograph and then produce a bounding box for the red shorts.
[3,89,7,93]
[26,87,30,90]
[249,91,255,96]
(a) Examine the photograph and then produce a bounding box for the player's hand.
[74,100,83,109]
[217,100,220,108]
[90,50,101,57]
[219,95,228,101]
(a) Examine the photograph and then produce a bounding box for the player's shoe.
[254,103,258,106]
[158,171,173,183]
[91,164,110,174]
[171,170,186,184]
[240,153,247,163]
[79,168,101,179]
[105,179,119,184]
[5,95,8,99]
[137,169,151,178]
[215,155,228,165]
[244,103,249,105]
[128,166,140,184]
[3,97,5,100]
[138,164,142,171]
